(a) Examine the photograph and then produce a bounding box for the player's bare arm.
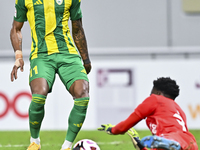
[72,18,91,74]
[10,20,24,82]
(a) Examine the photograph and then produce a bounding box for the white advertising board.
[0,59,200,130]
[93,59,200,130]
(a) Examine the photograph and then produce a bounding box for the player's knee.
[70,80,89,98]
[31,87,49,96]
[30,79,49,96]
[75,89,89,98]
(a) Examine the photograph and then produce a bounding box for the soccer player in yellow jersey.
[10,0,91,150]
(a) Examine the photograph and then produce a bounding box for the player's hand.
[127,128,144,150]
[11,58,24,82]
[84,63,91,74]
[97,124,115,135]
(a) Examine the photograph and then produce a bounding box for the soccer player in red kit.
[98,77,198,150]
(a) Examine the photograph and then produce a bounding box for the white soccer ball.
[73,139,100,150]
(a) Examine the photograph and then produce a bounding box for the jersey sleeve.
[14,0,27,22]
[134,95,158,119]
[70,0,82,20]
[111,112,141,134]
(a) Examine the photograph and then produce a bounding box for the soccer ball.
[73,139,100,150]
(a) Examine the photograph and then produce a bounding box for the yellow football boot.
[27,142,41,150]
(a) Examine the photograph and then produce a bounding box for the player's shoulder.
[146,94,166,104]
[15,0,26,5]
[142,94,158,104]
[148,94,160,100]
[72,0,81,5]
[151,94,173,101]
[72,0,81,2]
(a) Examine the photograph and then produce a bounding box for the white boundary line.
[0,141,131,148]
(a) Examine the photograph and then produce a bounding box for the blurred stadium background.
[0,0,200,135]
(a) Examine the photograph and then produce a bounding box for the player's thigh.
[29,57,56,93]
[58,56,89,92]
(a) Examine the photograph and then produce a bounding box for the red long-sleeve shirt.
[111,94,198,150]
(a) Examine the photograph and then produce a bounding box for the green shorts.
[29,53,89,92]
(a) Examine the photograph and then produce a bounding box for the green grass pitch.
[0,130,199,150]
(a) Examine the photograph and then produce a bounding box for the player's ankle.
[30,137,40,145]
[62,140,72,149]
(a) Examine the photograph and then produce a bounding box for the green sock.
[66,97,89,142]
[29,94,46,138]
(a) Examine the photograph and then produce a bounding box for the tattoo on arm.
[72,19,89,61]
[10,21,24,51]
[18,34,22,50]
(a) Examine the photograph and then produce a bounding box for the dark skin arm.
[10,20,24,81]
[72,18,91,74]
